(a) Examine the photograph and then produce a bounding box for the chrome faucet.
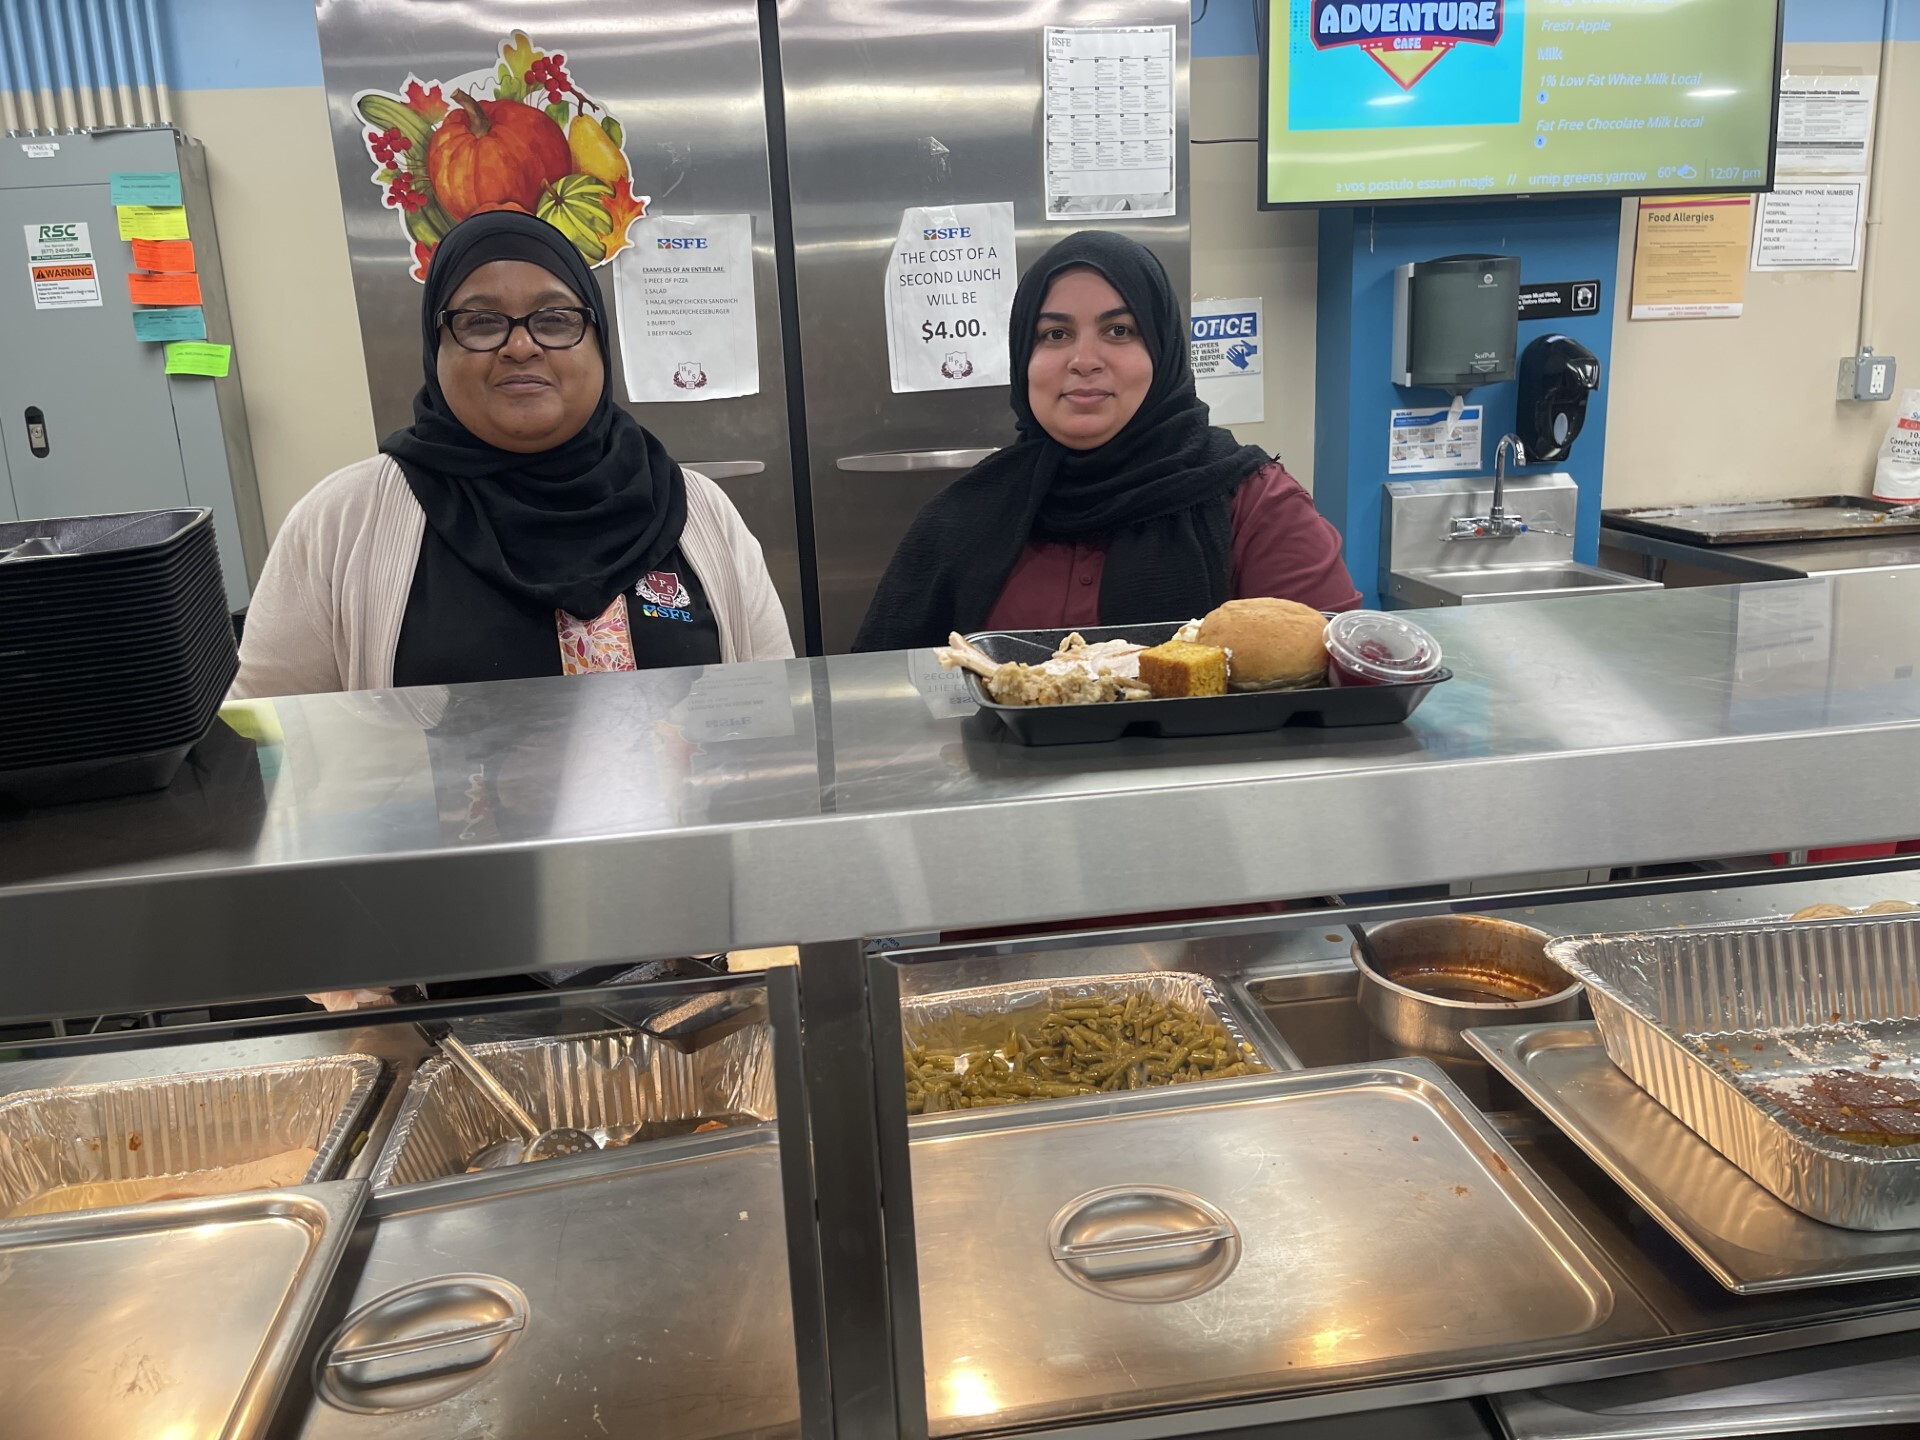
[1448,433,1547,539]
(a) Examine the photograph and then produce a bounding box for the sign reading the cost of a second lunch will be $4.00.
[885,203,1017,394]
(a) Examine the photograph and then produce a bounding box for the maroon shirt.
[982,461,1361,631]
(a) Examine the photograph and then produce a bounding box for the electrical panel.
[0,129,263,610]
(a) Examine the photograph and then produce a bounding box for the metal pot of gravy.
[1352,915,1582,1059]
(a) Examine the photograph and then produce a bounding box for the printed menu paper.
[1775,75,1877,178]
[1388,403,1484,476]
[884,202,1017,394]
[613,213,759,403]
[1752,181,1866,272]
[1191,297,1264,426]
[23,221,101,310]
[1043,25,1176,221]
[1630,196,1752,320]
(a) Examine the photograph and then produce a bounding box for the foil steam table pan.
[1547,914,1920,1230]
[900,971,1275,1117]
[0,1054,382,1221]
[372,1025,774,1189]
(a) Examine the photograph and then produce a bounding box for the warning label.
[24,221,102,309]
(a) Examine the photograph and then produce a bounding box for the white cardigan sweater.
[233,457,794,699]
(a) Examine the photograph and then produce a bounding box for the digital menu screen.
[1260,0,1783,207]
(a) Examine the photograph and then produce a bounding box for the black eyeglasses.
[439,306,595,352]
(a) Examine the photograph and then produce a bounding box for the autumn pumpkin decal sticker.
[352,31,649,281]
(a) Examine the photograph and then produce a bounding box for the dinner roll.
[1196,598,1330,691]
[1791,904,1856,921]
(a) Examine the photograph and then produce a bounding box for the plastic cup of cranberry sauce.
[1324,611,1443,688]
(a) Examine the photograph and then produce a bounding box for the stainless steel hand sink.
[1388,562,1663,608]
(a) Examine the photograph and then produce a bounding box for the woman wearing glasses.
[234,210,791,699]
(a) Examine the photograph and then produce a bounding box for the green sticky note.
[164,341,231,377]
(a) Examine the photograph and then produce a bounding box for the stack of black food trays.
[0,509,239,805]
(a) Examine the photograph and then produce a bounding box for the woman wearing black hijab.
[854,231,1358,652]
[235,210,792,699]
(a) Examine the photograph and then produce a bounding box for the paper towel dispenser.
[1391,254,1521,393]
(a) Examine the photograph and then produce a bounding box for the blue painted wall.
[1315,200,1622,607]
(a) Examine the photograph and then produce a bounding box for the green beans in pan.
[903,990,1267,1114]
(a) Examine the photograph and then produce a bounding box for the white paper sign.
[671,664,796,742]
[884,202,1017,394]
[1043,26,1176,221]
[1751,181,1866,271]
[1191,297,1263,426]
[906,652,982,720]
[1775,75,1877,178]
[23,222,101,310]
[20,142,57,159]
[1388,404,1483,475]
[613,213,759,403]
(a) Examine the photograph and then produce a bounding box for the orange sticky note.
[131,239,195,272]
[128,271,202,306]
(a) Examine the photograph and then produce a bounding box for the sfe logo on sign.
[36,224,79,242]
[1310,1,1505,90]
[657,237,709,250]
[921,226,973,241]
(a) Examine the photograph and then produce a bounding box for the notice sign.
[613,213,759,404]
[1630,196,1752,321]
[884,202,1017,394]
[24,222,101,310]
[1191,297,1263,426]
[1517,280,1602,322]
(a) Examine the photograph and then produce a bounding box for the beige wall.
[1191,55,1319,484]
[1603,42,1920,507]
[172,85,374,537]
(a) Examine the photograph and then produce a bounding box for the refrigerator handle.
[836,449,996,473]
[681,461,768,479]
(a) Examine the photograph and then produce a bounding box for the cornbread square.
[1138,640,1228,698]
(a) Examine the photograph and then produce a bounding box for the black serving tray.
[959,623,1450,746]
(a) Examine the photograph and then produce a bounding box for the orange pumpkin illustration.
[428,89,572,221]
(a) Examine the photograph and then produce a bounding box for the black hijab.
[852,231,1269,652]
[381,210,687,620]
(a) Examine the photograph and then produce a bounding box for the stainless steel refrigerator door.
[777,0,1189,652]
[314,0,806,650]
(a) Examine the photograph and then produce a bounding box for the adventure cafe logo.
[1310,2,1506,91]
[352,31,651,281]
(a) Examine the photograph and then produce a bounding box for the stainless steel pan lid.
[910,1060,1659,1433]
[0,1184,365,1440]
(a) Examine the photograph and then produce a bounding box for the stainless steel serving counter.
[1602,524,1920,582]
[6,574,1920,1018]
[7,578,1920,1440]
